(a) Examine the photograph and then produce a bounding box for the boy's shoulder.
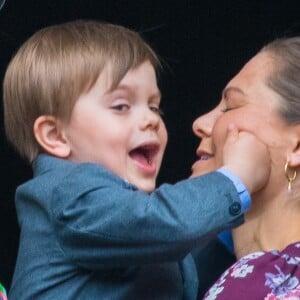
[16,154,137,212]
[30,154,134,189]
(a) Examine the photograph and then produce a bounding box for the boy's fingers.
[226,123,239,141]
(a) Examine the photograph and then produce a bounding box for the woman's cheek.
[212,117,230,146]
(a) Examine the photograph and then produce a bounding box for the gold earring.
[284,161,297,191]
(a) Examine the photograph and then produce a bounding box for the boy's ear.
[33,116,71,158]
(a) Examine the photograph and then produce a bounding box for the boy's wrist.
[217,167,251,213]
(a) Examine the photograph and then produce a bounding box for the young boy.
[3,20,269,299]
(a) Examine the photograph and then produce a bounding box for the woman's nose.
[192,108,219,138]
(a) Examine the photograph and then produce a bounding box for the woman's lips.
[191,153,214,176]
[198,154,212,160]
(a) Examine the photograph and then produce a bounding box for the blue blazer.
[9,154,243,300]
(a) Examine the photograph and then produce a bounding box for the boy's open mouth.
[129,144,159,167]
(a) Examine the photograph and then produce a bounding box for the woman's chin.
[190,170,208,178]
[190,160,215,178]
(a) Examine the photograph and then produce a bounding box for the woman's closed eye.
[220,101,239,112]
[221,106,234,113]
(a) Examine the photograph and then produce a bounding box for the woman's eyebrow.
[222,86,246,99]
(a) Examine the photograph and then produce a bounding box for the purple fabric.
[203,242,300,299]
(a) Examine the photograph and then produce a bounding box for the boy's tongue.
[130,149,156,173]
[130,150,150,166]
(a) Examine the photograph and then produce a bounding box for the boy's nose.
[140,109,160,130]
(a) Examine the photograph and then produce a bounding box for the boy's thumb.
[226,123,239,141]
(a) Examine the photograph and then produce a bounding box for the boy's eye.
[112,104,130,111]
[150,106,164,116]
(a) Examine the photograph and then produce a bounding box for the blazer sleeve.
[51,163,243,269]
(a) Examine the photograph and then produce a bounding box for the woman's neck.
[233,191,300,259]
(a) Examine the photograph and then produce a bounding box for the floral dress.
[203,242,300,299]
[0,283,7,300]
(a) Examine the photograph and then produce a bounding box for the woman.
[192,37,300,299]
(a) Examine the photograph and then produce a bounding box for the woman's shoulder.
[203,242,300,299]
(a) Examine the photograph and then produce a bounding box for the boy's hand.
[223,124,271,193]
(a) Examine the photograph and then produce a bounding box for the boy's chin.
[136,181,156,193]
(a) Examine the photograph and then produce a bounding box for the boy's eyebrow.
[222,86,245,99]
[113,84,162,99]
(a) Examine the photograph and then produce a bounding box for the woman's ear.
[288,146,300,168]
[33,115,71,158]
[287,124,300,168]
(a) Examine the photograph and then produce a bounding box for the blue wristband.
[217,167,251,213]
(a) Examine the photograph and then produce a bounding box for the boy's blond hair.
[3,20,160,163]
